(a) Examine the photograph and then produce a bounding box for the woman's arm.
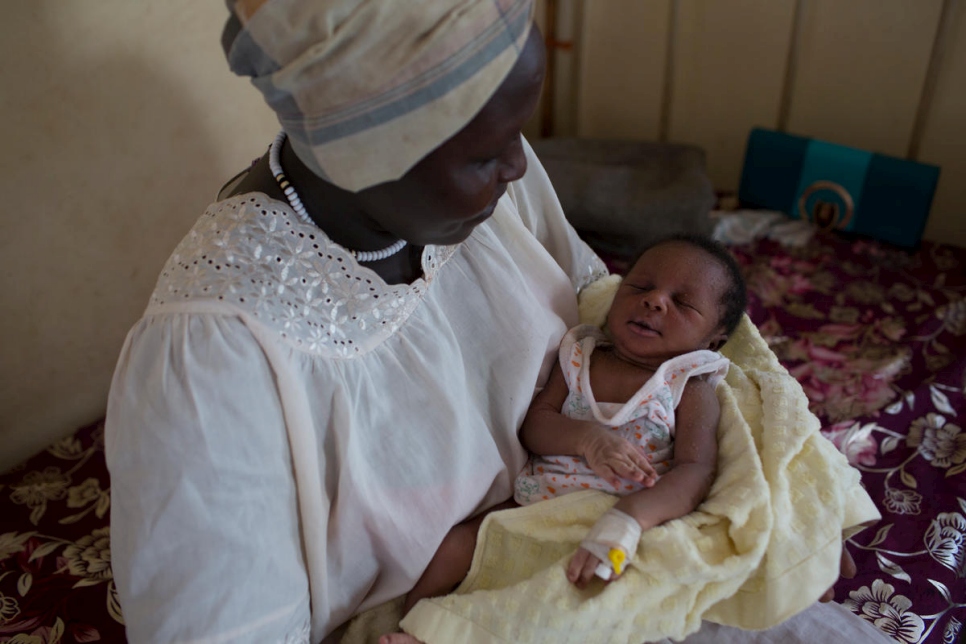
[507,138,608,292]
[520,364,655,489]
[107,314,312,643]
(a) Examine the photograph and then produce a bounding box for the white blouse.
[105,141,607,643]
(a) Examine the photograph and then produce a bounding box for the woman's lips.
[468,185,508,226]
[483,185,508,215]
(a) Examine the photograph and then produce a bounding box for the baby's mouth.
[630,320,660,336]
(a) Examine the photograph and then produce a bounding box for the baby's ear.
[707,331,728,352]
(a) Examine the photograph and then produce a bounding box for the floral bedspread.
[1,229,964,643]
[730,233,966,644]
[0,422,124,643]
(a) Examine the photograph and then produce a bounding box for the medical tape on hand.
[579,508,642,580]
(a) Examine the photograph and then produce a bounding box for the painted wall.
[0,3,277,470]
[557,0,965,246]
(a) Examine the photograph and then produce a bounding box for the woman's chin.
[417,213,494,246]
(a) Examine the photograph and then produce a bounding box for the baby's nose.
[642,291,668,311]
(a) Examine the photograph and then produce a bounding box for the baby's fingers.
[567,548,600,588]
[610,459,648,484]
[593,464,623,490]
[632,447,660,486]
[608,452,657,486]
[567,548,591,583]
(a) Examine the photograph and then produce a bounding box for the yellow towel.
[344,283,880,643]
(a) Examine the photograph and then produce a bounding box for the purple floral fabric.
[0,422,125,643]
[731,234,966,644]
[1,231,963,643]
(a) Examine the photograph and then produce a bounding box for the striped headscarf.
[224,0,535,192]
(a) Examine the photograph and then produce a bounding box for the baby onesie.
[514,325,730,505]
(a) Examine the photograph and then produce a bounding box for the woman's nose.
[497,137,527,184]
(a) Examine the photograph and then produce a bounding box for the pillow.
[533,138,716,256]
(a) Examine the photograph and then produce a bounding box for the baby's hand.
[572,508,642,587]
[580,427,658,490]
[567,547,610,588]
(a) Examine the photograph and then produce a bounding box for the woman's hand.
[819,543,857,602]
[579,425,659,490]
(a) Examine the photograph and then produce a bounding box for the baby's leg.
[379,501,517,644]
[404,499,517,612]
[377,539,471,644]
[402,518,478,613]
[379,634,422,644]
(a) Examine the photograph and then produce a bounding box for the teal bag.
[738,128,940,248]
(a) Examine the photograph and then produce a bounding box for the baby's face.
[606,241,729,369]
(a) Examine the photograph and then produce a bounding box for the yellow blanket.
[345,282,880,643]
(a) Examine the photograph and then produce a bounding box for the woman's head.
[224,0,537,193]
[354,27,545,245]
[606,235,747,368]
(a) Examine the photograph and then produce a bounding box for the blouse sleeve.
[105,312,311,643]
[508,137,608,291]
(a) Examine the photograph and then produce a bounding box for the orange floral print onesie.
[514,325,729,505]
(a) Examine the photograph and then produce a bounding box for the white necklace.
[268,131,408,263]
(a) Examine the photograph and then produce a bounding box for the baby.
[383,234,747,643]
[515,233,746,586]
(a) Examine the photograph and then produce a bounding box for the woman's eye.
[476,150,505,166]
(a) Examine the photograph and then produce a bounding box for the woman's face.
[356,27,547,246]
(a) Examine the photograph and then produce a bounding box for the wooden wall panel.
[543,0,966,245]
[576,0,671,140]
[522,0,548,140]
[919,1,966,246]
[548,0,583,137]
[668,0,797,191]
[787,0,943,157]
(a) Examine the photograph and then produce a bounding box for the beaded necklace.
[268,131,407,263]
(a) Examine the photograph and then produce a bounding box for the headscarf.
[224,0,535,192]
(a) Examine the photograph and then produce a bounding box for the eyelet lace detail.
[149,194,457,357]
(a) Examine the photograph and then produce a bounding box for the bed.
[1,222,964,643]
[735,225,966,644]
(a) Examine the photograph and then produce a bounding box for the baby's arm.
[521,363,657,489]
[568,378,720,587]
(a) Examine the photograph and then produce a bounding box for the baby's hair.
[633,234,747,337]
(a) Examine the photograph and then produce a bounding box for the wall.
[555,0,965,247]
[0,3,277,470]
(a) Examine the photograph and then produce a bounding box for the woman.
[107,2,886,642]
[108,1,603,641]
